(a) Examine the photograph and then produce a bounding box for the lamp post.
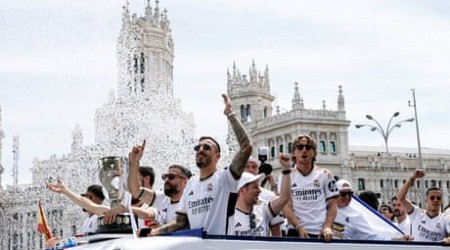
[355,112,414,201]
[408,89,426,203]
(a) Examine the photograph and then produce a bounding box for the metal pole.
[409,88,426,205]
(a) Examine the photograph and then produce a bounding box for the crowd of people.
[45,94,450,246]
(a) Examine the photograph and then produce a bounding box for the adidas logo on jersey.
[292,183,297,188]
[188,190,194,195]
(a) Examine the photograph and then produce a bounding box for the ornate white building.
[0,2,196,249]
[1,1,450,250]
[227,60,450,207]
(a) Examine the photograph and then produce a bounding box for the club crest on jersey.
[314,179,320,188]
[207,183,213,192]
[436,222,442,229]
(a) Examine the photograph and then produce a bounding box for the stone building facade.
[227,61,450,207]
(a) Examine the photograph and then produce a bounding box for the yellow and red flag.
[37,201,52,241]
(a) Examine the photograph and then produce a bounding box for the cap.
[336,179,353,192]
[247,156,261,168]
[238,172,265,191]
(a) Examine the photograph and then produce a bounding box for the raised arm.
[270,154,291,215]
[222,93,252,179]
[128,140,146,196]
[46,178,109,215]
[128,140,156,205]
[397,169,424,214]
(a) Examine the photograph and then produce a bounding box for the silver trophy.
[97,156,132,233]
[98,156,125,208]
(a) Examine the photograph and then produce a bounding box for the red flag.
[37,201,52,241]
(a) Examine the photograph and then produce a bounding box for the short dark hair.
[139,166,155,187]
[199,136,221,152]
[358,190,379,211]
[169,165,192,179]
[86,184,105,201]
[426,187,441,196]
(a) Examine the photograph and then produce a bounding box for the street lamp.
[355,112,414,201]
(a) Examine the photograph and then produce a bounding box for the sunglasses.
[161,173,184,180]
[429,196,442,201]
[339,192,353,198]
[193,144,212,151]
[295,144,314,151]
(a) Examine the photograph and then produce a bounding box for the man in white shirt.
[78,185,105,235]
[391,196,411,235]
[141,94,252,236]
[280,134,337,241]
[229,154,291,236]
[397,169,450,244]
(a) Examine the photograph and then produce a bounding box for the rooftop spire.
[337,85,345,111]
[292,82,303,110]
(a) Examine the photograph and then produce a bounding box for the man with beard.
[391,196,411,235]
[128,156,192,225]
[139,94,252,236]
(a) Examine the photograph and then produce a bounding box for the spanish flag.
[37,201,52,241]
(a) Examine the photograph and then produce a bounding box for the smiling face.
[240,180,261,206]
[162,167,187,197]
[195,138,220,169]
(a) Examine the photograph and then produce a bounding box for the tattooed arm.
[222,94,253,179]
[147,213,190,236]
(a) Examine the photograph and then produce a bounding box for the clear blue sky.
[1,0,450,187]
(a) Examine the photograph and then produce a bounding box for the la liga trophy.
[96,156,133,234]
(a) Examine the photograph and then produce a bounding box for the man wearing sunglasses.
[332,179,380,240]
[139,94,252,236]
[397,169,450,244]
[128,153,192,226]
[280,134,338,241]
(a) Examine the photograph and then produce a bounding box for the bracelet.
[282,169,291,175]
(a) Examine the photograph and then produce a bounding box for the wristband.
[282,169,291,175]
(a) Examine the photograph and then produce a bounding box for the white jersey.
[409,205,450,242]
[333,205,382,240]
[78,214,98,235]
[259,188,284,227]
[149,191,179,224]
[229,202,274,236]
[178,168,238,235]
[278,165,338,235]
[396,215,412,236]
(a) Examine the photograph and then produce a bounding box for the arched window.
[240,105,246,122]
[264,107,268,118]
[279,144,284,153]
[329,141,336,154]
[319,141,326,154]
[288,142,292,153]
[246,104,251,122]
